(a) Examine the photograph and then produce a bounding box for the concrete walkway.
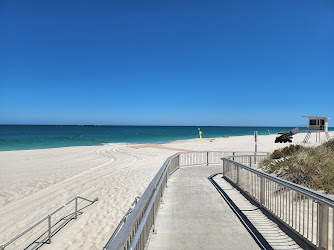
[148,165,303,250]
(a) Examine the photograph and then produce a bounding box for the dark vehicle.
[274,127,300,143]
[275,132,293,143]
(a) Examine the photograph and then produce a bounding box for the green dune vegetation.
[261,140,334,194]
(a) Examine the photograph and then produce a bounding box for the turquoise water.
[0,125,333,151]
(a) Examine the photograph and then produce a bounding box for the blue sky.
[1,0,333,126]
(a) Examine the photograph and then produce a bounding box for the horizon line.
[0,124,314,127]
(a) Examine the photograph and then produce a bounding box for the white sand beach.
[1,132,333,250]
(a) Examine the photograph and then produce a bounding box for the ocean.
[0,125,333,151]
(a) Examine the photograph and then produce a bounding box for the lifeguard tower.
[302,116,331,143]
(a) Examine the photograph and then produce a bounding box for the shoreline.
[3,125,333,152]
[0,134,270,152]
[0,131,326,152]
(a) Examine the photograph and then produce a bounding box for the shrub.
[321,139,334,151]
[261,141,334,194]
[270,144,304,159]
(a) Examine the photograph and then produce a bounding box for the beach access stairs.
[106,151,334,250]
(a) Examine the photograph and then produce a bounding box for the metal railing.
[225,154,269,168]
[0,196,98,250]
[103,197,140,250]
[178,151,269,167]
[222,155,334,250]
[106,151,268,250]
[109,150,334,250]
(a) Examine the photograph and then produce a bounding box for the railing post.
[223,160,225,176]
[152,201,156,234]
[177,154,180,168]
[254,152,257,164]
[236,164,240,186]
[260,177,265,206]
[206,152,209,166]
[75,197,78,219]
[249,156,252,167]
[48,215,52,244]
[318,203,329,250]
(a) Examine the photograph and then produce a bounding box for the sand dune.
[0,132,333,249]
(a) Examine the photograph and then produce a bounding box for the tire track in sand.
[0,147,127,237]
[0,146,168,249]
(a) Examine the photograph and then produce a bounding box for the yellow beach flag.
[198,128,202,139]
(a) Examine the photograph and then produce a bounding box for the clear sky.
[1,0,333,126]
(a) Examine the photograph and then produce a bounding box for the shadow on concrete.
[208,173,273,250]
[210,173,314,250]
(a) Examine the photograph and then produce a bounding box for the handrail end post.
[223,160,225,176]
[318,203,329,250]
[48,215,52,244]
[74,197,78,219]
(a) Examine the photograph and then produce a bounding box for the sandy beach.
[1,132,333,249]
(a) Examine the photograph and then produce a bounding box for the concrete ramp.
[148,165,303,250]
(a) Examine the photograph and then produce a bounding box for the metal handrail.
[108,153,180,250]
[225,154,269,167]
[107,150,268,250]
[224,157,334,207]
[128,165,169,250]
[0,196,98,250]
[108,150,334,250]
[222,155,334,249]
[177,150,269,153]
[103,196,140,250]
